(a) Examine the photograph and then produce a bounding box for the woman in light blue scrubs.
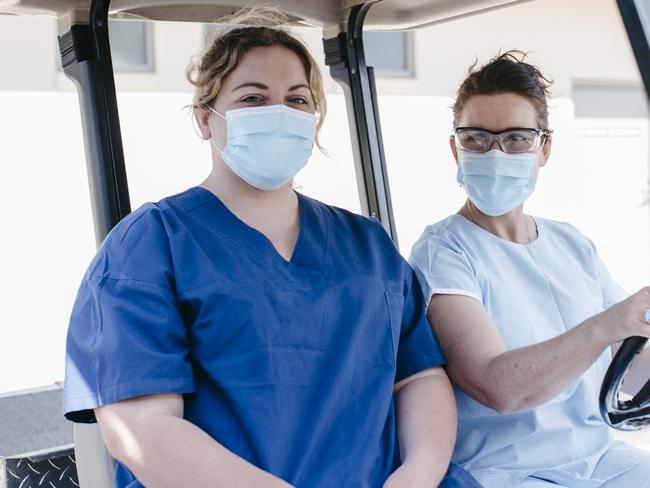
[410,51,650,487]
[63,8,478,488]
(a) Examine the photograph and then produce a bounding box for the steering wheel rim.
[599,335,650,431]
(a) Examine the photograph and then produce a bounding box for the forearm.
[431,290,650,415]
[99,410,292,488]
[394,369,456,484]
[482,318,609,413]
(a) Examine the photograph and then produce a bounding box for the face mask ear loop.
[207,106,227,153]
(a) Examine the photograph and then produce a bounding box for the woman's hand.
[589,287,650,346]
[382,458,444,488]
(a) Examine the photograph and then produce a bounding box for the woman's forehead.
[460,93,538,129]
[224,45,309,90]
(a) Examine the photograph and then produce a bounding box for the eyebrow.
[288,84,310,91]
[232,82,310,91]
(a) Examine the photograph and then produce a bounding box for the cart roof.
[0,0,535,30]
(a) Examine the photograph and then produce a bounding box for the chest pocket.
[187,280,402,387]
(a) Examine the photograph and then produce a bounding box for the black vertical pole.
[58,0,131,247]
[615,0,650,247]
[324,2,399,245]
[617,0,650,99]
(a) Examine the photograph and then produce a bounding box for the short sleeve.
[393,263,446,383]
[63,208,194,423]
[409,229,482,306]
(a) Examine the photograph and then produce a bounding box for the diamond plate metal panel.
[2,447,79,488]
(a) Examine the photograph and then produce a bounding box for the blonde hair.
[186,7,327,147]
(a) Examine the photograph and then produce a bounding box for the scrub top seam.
[524,245,569,332]
[164,193,216,216]
[308,196,332,283]
[163,186,219,214]
[89,274,177,299]
[114,204,159,244]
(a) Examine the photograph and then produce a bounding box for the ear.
[194,107,212,140]
[450,135,460,165]
[539,135,552,168]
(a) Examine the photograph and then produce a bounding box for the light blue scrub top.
[410,214,643,488]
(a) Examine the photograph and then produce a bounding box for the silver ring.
[645,308,650,324]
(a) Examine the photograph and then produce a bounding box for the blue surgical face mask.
[457,149,539,217]
[209,104,316,191]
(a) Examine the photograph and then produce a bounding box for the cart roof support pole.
[324,2,399,245]
[59,0,130,247]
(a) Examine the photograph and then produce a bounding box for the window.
[109,20,154,72]
[363,31,414,78]
[573,83,648,119]
[55,20,154,72]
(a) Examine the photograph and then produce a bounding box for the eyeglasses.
[454,127,552,154]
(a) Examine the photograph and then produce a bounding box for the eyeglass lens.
[457,129,540,153]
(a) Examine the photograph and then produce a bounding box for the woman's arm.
[383,367,456,488]
[95,394,293,488]
[429,288,650,414]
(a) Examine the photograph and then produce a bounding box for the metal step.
[0,385,79,488]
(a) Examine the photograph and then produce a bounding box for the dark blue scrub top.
[64,187,445,487]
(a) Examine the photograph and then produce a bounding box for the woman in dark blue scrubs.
[63,9,472,488]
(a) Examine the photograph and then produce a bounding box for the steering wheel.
[599,332,650,431]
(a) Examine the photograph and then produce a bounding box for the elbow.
[472,360,527,414]
[484,391,534,415]
[96,416,128,462]
[480,392,513,415]
[95,409,146,466]
[475,386,525,415]
[490,399,518,415]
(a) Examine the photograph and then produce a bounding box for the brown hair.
[186,7,327,147]
[453,50,552,130]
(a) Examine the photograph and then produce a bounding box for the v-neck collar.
[453,213,542,248]
[186,186,330,275]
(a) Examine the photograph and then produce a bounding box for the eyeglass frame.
[452,126,553,154]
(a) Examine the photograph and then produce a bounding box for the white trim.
[426,287,482,306]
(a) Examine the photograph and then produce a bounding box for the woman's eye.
[289,97,309,105]
[241,95,263,103]
[506,133,528,142]
[465,134,487,144]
